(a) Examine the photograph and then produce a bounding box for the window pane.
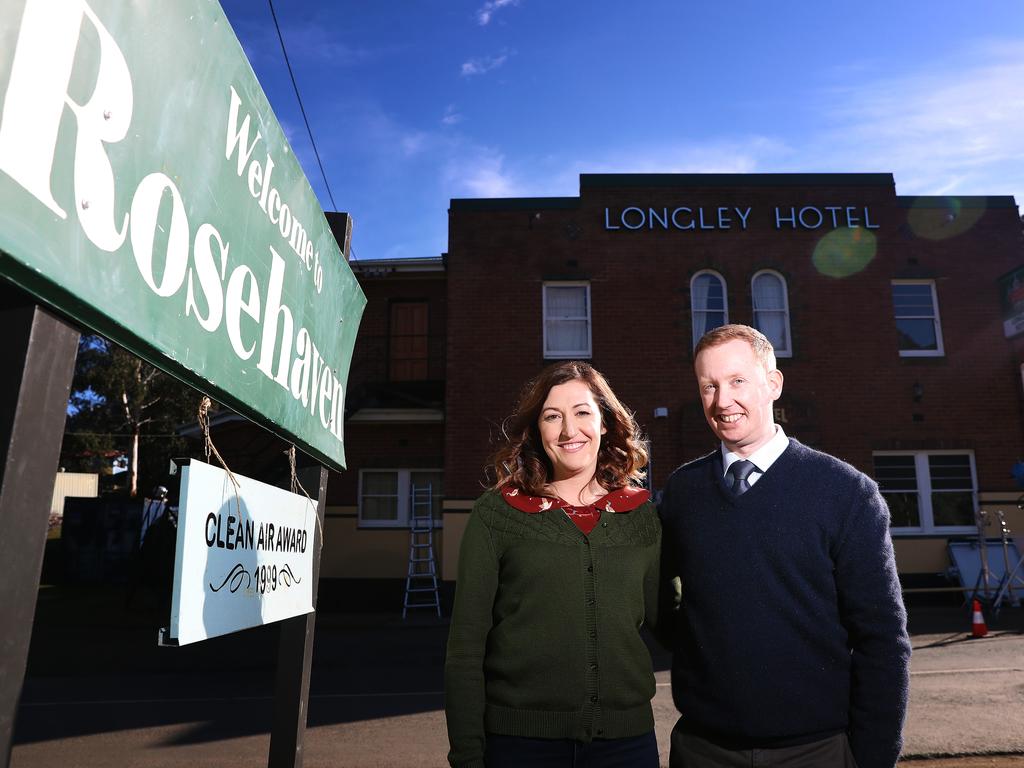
[895,318,938,351]
[752,274,789,353]
[546,286,587,318]
[546,319,589,354]
[884,492,920,527]
[390,302,429,381]
[693,274,725,311]
[873,455,918,491]
[545,285,590,357]
[892,284,935,315]
[928,455,972,490]
[691,273,727,349]
[932,491,975,527]
[752,274,784,310]
[755,309,787,350]
[692,311,725,348]
[363,472,398,495]
[361,496,399,521]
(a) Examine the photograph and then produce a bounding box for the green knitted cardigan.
[444,489,662,768]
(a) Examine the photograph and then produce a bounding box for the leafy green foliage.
[61,335,205,496]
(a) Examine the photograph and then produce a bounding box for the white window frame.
[892,280,944,357]
[874,450,977,535]
[358,468,443,528]
[542,281,592,359]
[690,270,729,350]
[751,269,792,358]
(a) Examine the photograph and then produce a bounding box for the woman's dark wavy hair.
[488,361,648,496]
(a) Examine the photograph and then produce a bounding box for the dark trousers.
[669,723,858,768]
[485,731,659,768]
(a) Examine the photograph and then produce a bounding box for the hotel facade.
[317,173,1024,588]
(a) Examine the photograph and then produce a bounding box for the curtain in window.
[691,273,726,348]
[546,286,589,354]
[361,472,399,521]
[752,273,788,352]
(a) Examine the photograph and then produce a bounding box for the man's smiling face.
[695,338,784,458]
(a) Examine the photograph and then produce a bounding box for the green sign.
[0,0,365,471]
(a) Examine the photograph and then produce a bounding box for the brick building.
[282,175,1024,588]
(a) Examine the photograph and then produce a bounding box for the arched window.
[751,270,792,357]
[690,270,728,349]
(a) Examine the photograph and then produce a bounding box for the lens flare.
[906,197,984,240]
[811,227,877,278]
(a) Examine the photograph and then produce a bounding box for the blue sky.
[220,1,1024,261]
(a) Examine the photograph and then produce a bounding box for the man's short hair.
[695,324,777,373]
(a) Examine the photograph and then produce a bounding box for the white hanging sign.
[168,459,316,645]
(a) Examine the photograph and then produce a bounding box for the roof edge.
[896,195,1018,209]
[581,172,895,188]
[450,197,580,212]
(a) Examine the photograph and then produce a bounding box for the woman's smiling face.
[537,379,606,483]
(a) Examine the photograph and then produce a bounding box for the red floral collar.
[501,484,650,514]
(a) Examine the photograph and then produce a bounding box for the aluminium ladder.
[402,482,441,618]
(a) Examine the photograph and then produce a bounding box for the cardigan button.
[587,565,593,572]
[589,695,598,703]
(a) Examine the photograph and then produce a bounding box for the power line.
[267,0,338,212]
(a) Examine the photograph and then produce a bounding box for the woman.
[445,361,661,768]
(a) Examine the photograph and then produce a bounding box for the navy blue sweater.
[659,439,910,768]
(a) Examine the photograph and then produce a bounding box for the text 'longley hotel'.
[320,173,1024,588]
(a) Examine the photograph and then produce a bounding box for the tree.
[62,335,205,497]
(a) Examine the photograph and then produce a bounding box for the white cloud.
[439,136,795,203]
[443,146,521,198]
[401,133,428,157]
[461,52,509,77]
[442,104,463,126]
[571,137,790,178]
[810,39,1024,200]
[476,0,519,26]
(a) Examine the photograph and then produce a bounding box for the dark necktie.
[727,460,756,496]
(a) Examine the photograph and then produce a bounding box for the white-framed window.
[892,280,944,357]
[358,469,443,528]
[543,282,591,359]
[873,451,977,533]
[691,270,728,349]
[751,270,792,357]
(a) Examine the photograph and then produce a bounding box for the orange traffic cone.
[971,599,988,638]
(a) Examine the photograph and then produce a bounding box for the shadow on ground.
[14,580,1024,748]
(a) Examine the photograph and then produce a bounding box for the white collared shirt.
[721,426,790,488]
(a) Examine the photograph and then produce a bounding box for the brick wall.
[445,175,1024,500]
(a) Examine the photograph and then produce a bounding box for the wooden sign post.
[0,287,79,766]
[0,1,365,766]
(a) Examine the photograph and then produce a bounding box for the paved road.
[10,588,1024,767]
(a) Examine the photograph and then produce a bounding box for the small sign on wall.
[999,265,1024,339]
[167,460,316,646]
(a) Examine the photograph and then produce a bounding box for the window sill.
[898,350,944,358]
[891,526,975,536]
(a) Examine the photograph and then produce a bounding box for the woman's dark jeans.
[484,731,659,768]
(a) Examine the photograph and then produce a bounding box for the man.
[659,324,911,767]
